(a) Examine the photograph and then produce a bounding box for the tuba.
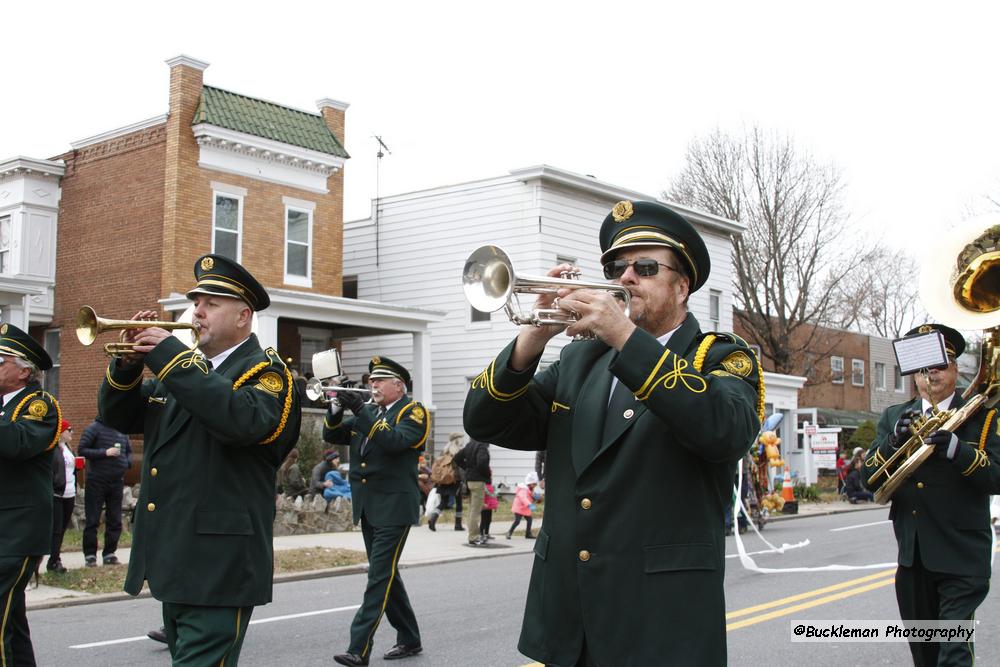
[870,217,1000,504]
[462,245,630,338]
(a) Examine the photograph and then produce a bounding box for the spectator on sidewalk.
[277,448,307,499]
[507,472,540,539]
[416,455,433,508]
[48,420,77,573]
[454,437,490,546]
[78,416,132,567]
[426,432,465,532]
[322,454,352,502]
[843,458,874,503]
[481,480,499,541]
[310,449,340,497]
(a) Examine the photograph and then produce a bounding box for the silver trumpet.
[462,245,630,338]
[305,348,373,404]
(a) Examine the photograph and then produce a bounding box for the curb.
[767,503,886,522]
[27,545,534,611]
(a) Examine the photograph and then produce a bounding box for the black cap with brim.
[0,323,52,370]
[368,356,411,388]
[905,323,966,359]
[598,200,711,293]
[186,254,270,311]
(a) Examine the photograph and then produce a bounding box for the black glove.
[925,429,960,461]
[337,390,365,415]
[891,410,920,448]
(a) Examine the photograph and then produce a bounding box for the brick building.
[2,55,441,474]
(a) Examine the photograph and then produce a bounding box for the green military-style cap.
[0,323,53,371]
[186,254,270,311]
[368,356,411,387]
[905,323,966,359]
[598,200,711,293]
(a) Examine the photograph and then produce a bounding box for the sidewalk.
[27,500,884,609]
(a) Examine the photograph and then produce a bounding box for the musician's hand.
[558,288,634,350]
[131,327,172,354]
[891,410,920,448]
[510,264,575,371]
[925,429,960,460]
[338,390,365,415]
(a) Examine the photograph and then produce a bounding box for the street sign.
[805,425,817,436]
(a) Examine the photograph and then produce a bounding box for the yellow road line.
[726,567,896,620]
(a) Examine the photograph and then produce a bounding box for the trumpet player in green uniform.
[99,254,301,666]
[864,323,1000,667]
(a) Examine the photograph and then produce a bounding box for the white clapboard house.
[341,165,803,489]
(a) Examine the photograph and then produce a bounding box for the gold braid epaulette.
[978,409,996,450]
[693,334,766,423]
[231,359,294,445]
[11,390,62,451]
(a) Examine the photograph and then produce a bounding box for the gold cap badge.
[612,201,634,223]
[918,325,932,333]
[0,324,6,335]
[372,356,381,365]
[201,257,214,271]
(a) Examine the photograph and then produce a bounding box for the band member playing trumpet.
[98,254,301,665]
[863,323,1000,667]
[0,325,60,666]
[464,200,762,666]
[324,357,427,666]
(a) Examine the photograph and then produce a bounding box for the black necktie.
[602,378,635,443]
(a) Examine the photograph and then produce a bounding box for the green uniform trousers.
[161,601,253,666]
[895,541,989,667]
[0,555,41,667]
[349,519,420,659]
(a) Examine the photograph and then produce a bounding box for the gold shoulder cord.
[232,359,294,445]
[693,335,766,424]
[11,391,62,451]
[395,401,431,449]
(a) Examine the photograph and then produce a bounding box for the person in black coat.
[454,438,490,545]
[77,416,132,566]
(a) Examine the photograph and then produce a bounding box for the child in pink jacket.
[506,472,540,539]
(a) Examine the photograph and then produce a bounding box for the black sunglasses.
[603,259,677,279]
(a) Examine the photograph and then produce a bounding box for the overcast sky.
[5,2,999,252]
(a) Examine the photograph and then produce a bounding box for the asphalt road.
[27,509,1000,666]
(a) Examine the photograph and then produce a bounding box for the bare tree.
[667,127,874,375]
[835,247,923,338]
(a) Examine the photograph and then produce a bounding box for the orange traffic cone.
[781,465,795,503]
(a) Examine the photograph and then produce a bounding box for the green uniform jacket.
[98,335,301,607]
[0,382,60,556]
[323,396,429,526]
[863,395,1000,578]
[463,314,762,667]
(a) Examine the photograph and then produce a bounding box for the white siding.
[342,168,741,488]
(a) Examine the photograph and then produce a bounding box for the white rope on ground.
[731,458,896,573]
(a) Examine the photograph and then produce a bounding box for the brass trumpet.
[462,245,630,337]
[76,306,199,357]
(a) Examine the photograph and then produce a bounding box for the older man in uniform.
[99,254,300,665]
[863,323,1000,666]
[324,357,428,666]
[0,325,59,667]
[464,200,763,666]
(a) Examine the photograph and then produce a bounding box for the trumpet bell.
[463,245,514,313]
[305,377,325,402]
[75,306,100,346]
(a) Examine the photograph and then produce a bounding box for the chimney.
[316,98,350,145]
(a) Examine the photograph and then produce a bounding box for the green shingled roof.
[192,86,349,158]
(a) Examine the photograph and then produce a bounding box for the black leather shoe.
[333,652,369,666]
[383,643,422,660]
[103,556,121,566]
[46,561,67,573]
[147,627,167,644]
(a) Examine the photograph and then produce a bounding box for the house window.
[212,189,243,261]
[471,306,491,323]
[556,254,576,267]
[283,197,315,287]
[748,344,762,363]
[43,329,60,397]
[343,275,358,299]
[831,356,844,384]
[875,362,886,391]
[0,215,11,274]
[709,289,721,330]
[894,365,904,392]
[852,359,865,386]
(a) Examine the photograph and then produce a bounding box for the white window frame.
[894,365,905,393]
[211,182,246,262]
[43,328,60,397]
[831,356,844,384]
[709,289,721,331]
[0,215,11,275]
[852,358,865,386]
[283,196,315,288]
[874,361,886,391]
